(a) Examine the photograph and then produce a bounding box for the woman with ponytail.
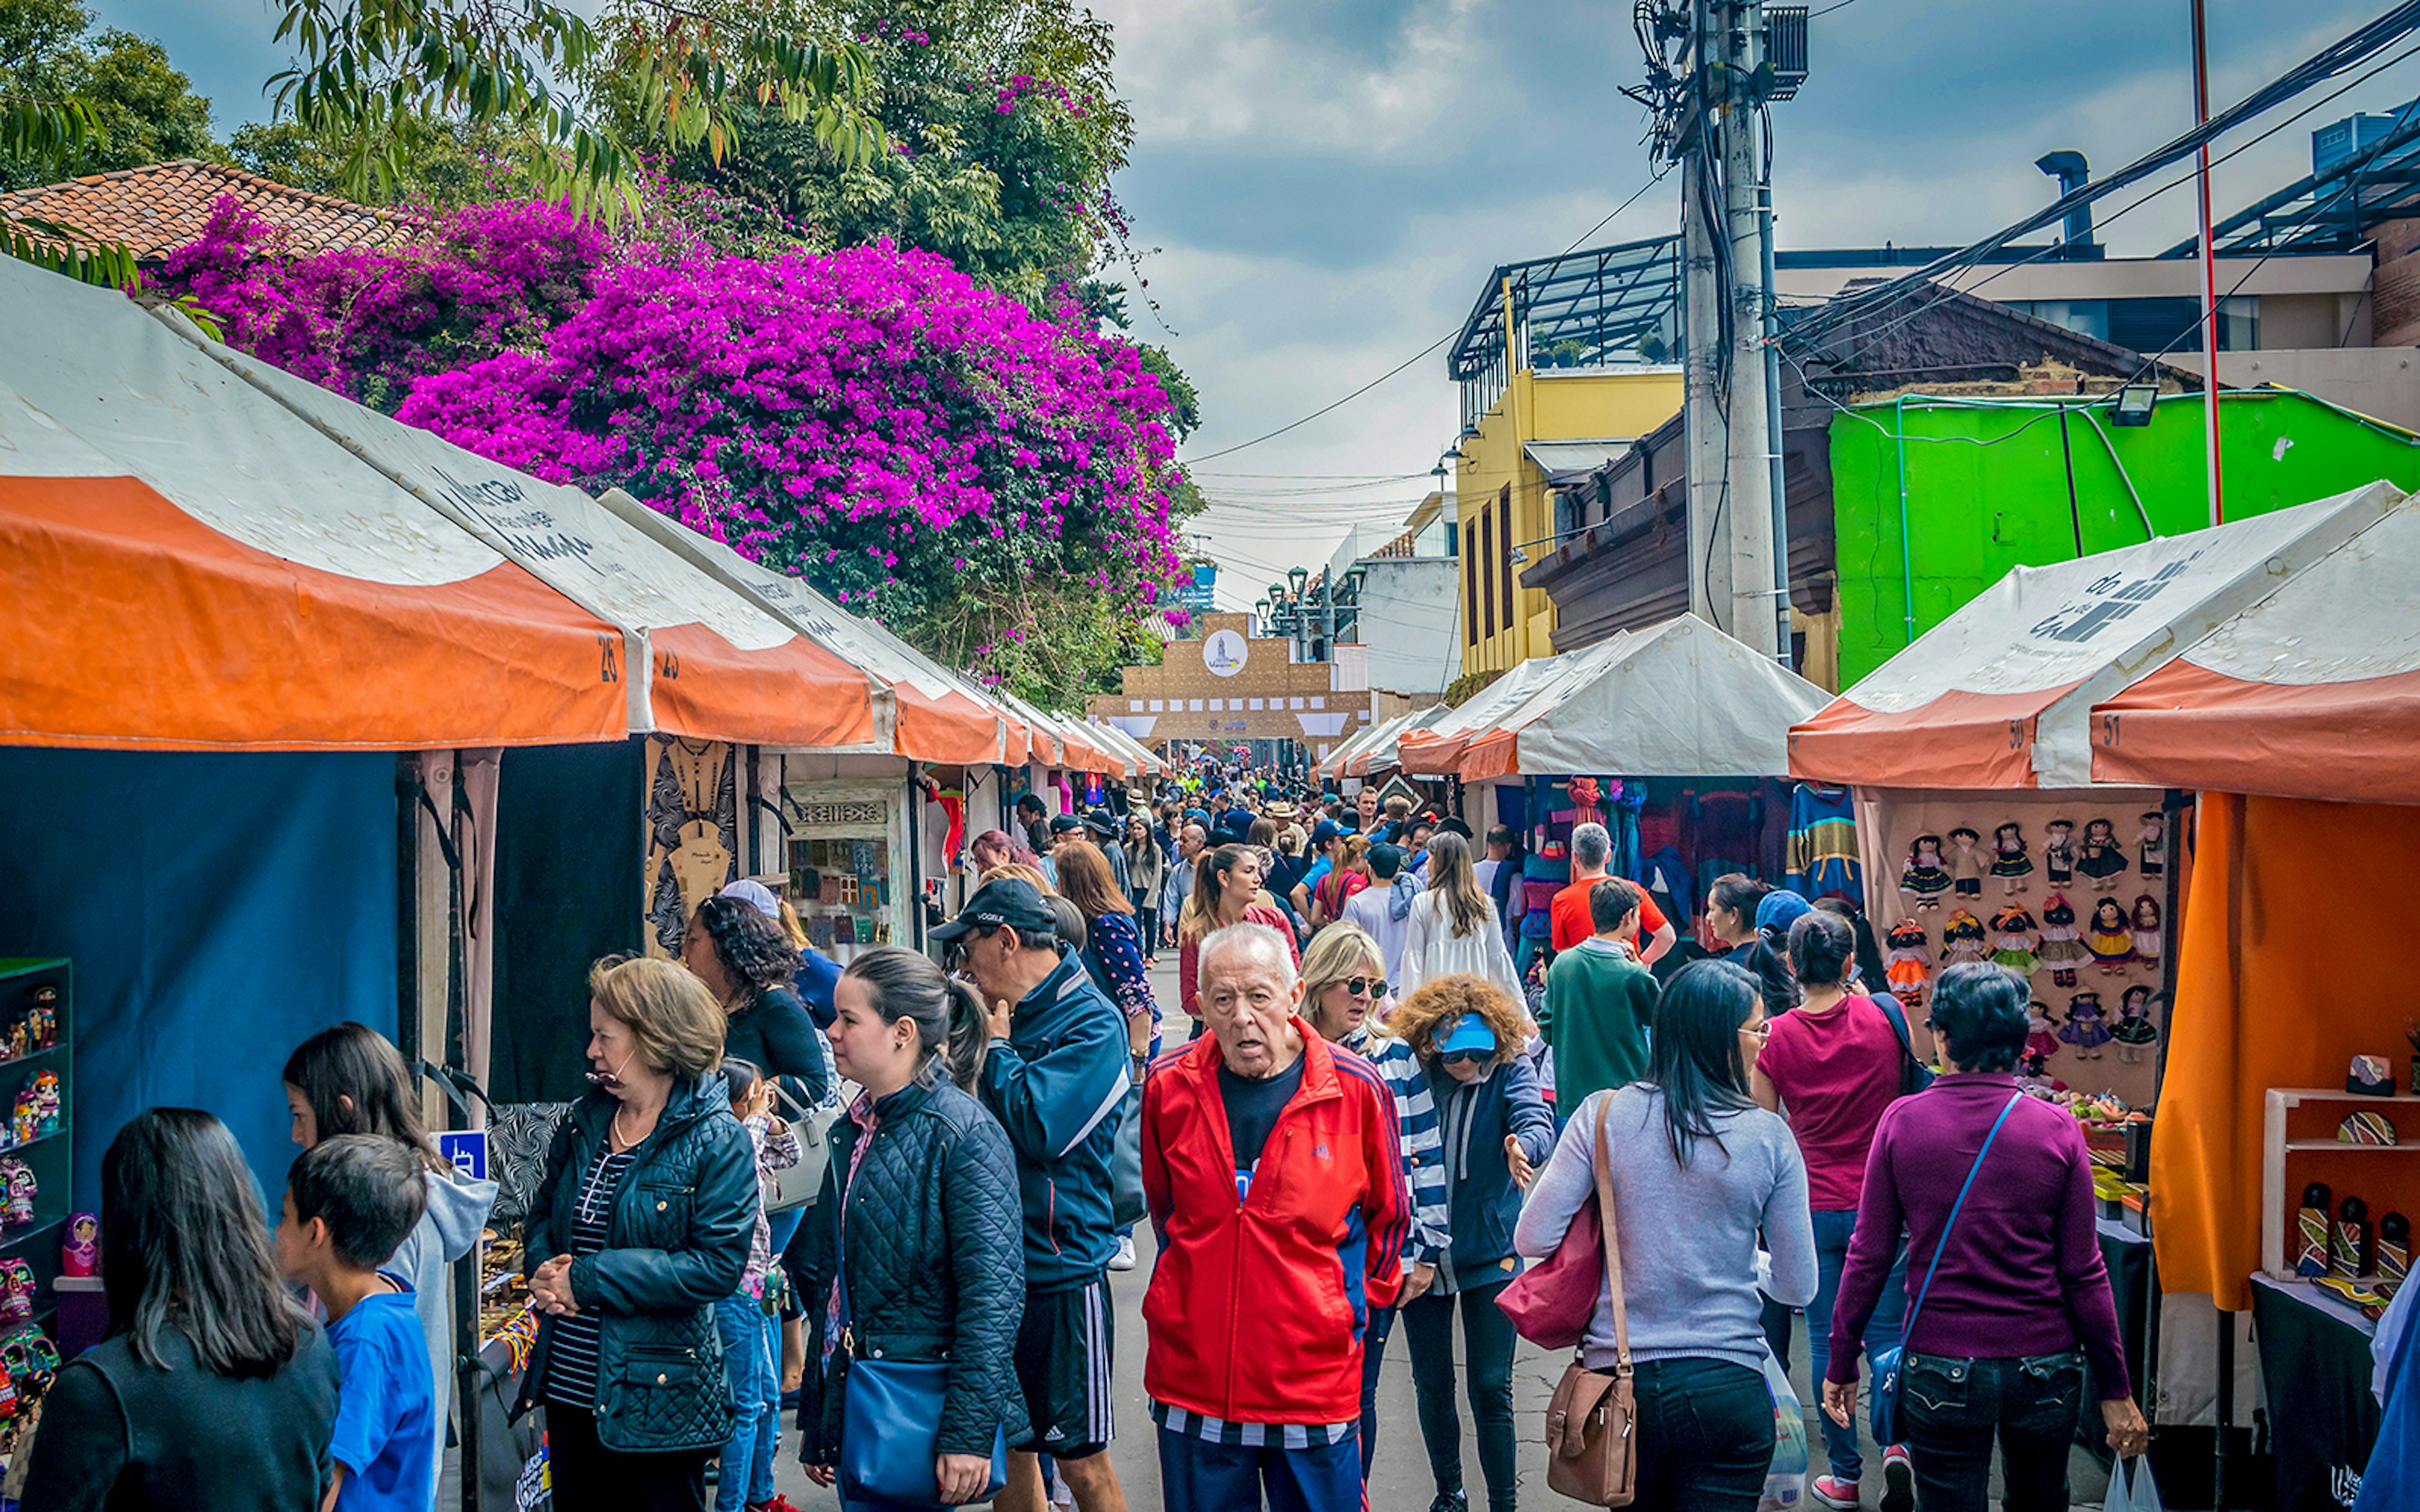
[796,948,1025,1504]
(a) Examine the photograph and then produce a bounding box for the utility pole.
[1681,0,1730,631]
[1720,0,1780,660]
[2189,0,2226,528]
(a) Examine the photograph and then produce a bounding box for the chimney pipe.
[2035,151,2093,249]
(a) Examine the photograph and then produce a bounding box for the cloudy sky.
[100,0,2419,608]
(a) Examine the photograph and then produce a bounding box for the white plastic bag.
[2104,1457,2165,1512]
[1759,1348,1809,1510]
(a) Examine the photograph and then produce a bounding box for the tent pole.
[2214,1311,2235,1511]
[396,757,421,1080]
[906,765,926,953]
[2152,789,2190,1101]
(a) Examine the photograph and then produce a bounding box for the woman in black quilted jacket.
[798,946,1026,1506]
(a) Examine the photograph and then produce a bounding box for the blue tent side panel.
[0,748,397,1211]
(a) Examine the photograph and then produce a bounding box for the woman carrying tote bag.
[1514,960,1818,1510]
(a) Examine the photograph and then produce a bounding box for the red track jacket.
[1139,1020,1409,1426]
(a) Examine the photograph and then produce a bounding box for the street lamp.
[1286,565,1309,600]
[1253,597,1270,634]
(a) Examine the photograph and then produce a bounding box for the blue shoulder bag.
[1867,1091,2022,1446]
[833,1149,1010,1509]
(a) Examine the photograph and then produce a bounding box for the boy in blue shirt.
[277,1134,434,1512]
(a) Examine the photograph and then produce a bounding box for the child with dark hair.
[715,1057,800,1512]
[276,1135,434,1512]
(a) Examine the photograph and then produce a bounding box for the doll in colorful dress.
[2027,1000,2063,1063]
[1988,904,2039,976]
[2130,894,2163,969]
[1948,827,1985,900]
[1884,918,1932,1006]
[1901,834,1951,912]
[2084,898,2136,975]
[1939,910,1990,966]
[2017,1051,2069,1097]
[2112,985,2158,1065]
[2043,819,2077,886]
[2137,811,2166,880]
[2036,893,2090,988]
[2076,818,2129,892]
[1991,821,2034,895]
[2061,990,2113,1060]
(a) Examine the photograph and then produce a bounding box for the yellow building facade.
[1455,366,1684,677]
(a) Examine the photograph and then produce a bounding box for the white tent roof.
[1349,702,1451,776]
[1316,718,1385,781]
[1398,646,1611,777]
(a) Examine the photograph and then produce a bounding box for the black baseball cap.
[931,878,1057,944]
[1083,808,1119,838]
[1047,813,1083,835]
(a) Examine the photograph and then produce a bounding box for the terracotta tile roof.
[0,159,416,260]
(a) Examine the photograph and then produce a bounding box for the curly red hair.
[1390,973,1526,1066]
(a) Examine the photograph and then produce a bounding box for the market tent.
[0,257,623,750]
[1398,655,1577,778]
[1346,703,1450,778]
[592,490,1011,766]
[168,327,878,751]
[1787,484,2399,789]
[1461,615,1828,781]
[1315,719,1383,782]
[2090,487,2420,804]
[1088,720,1163,780]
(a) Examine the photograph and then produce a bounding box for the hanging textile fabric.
[1787,782,1862,904]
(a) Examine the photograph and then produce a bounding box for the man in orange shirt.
[1548,822,1676,964]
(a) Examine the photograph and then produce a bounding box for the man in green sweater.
[1539,877,1662,1111]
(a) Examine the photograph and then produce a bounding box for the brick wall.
[1086,613,1371,750]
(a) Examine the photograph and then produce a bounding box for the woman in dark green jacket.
[519,956,757,1511]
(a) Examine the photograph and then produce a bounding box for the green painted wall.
[1828,390,2420,687]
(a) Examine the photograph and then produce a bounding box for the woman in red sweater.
[1176,844,1299,1031]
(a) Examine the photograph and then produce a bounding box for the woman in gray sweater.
[1514,959,1818,1511]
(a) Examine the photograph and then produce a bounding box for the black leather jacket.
[514,1075,755,1452]
[797,1075,1027,1463]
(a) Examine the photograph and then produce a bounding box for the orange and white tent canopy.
[1086,720,1164,781]
[1788,484,2399,791]
[2091,486,2420,803]
[0,257,624,750]
[1313,719,1383,782]
[1345,702,1450,778]
[1398,653,1594,779]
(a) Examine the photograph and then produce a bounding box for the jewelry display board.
[780,782,906,965]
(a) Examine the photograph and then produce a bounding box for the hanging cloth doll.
[2043,819,2078,885]
[2075,817,2130,892]
[1900,834,1952,912]
[1884,917,1932,1005]
[2036,893,2091,988]
[2112,984,2158,1063]
[1947,827,1986,898]
[2027,1000,2063,1063]
[1988,904,2039,976]
[2130,894,2164,969]
[1990,821,2034,895]
[2060,990,2113,1059]
[1939,910,1990,966]
[2136,811,2167,880]
[2083,898,2136,975]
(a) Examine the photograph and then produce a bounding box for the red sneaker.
[1808,1475,1861,1509]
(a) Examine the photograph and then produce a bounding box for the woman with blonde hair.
[1390,975,1555,1512]
[1394,833,1524,1005]
[1311,832,1372,929]
[1298,925,1447,1474]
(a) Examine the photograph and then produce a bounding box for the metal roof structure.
[2157,105,2420,258]
[1448,235,1681,429]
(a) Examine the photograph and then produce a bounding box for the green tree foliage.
[228,116,556,208]
[0,0,222,189]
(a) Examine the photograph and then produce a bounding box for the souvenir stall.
[1790,483,2404,1504]
[2092,488,2420,1511]
[1400,656,1579,840]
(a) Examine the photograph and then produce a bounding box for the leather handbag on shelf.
[1542,1100,1637,1508]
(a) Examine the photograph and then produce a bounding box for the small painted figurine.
[23,987,54,1051]
[2137,810,2166,880]
[1991,821,2034,895]
[1,1160,34,1227]
[1900,835,1951,912]
[2084,898,2136,975]
[2112,985,2158,1065]
[1948,827,1985,899]
[60,1213,95,1276]
[30,1072,60,1139]
[1,1261,34,1324]
[10,1089,33,1148]
[2043,819,2078,885]
[2130,894,2164,969]
[2076,817,2130,891]
[2037,893,2090,988]
[1884,918,1932,1006]
[2061,990,2114,1060]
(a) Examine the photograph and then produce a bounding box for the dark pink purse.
[1494,1097,1612,1349]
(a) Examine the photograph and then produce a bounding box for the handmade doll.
[2130,894,2163,968]
[2076,817,2129,891]
[60,1213,95,1277]
[2027,1000,2063,1063]
[1948,827,1985,899]
[2043,819,2078,885]
[2137,811,2166,880]
[1884,918,1932,1006]
[1900,834,1951,912]
[1939,910,1990,966]
[2060,990,2113,1060]
[2112,985,2158,1064]
[1988,904,2040,976]
[2036,893,2090,988]
[2017,1051,2068,1097]
[1991,821,2034,895]
[2084,898,2136,975]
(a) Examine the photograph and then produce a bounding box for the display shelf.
[0,961,72,1351]
[2262,1085,2420,1278]
[2283,1140,2420,1152]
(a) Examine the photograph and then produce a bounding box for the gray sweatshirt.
[1513,1085,1816,1377]
[383,1166,500,1506]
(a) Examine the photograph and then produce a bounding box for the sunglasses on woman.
[1439,1046,1494,1066]
[1341,976,1386,999]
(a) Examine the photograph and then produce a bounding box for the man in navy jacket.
[938,878,1134,1512]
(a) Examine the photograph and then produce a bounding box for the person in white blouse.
[1395,833,1526,1007]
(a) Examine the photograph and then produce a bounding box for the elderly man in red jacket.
[1139,921,1409,1511]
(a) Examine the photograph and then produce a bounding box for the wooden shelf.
[2265,1087,2420,1276]
[2283,1140,2420,1152]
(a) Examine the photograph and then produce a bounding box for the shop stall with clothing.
[2090,490,2420,1511]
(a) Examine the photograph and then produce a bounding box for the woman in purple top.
[1823,962,2150,1511]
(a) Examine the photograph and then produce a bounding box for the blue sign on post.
[437,1130,488,1183]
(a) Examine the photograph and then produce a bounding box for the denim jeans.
[1807,1206,1910,1479]
[714,1293,778,1512]
[1402,1277,1516,1512]
[1898,1350,2087,1512]
[1630,1356,1775,1512]
[1357,1305,1397,1477]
